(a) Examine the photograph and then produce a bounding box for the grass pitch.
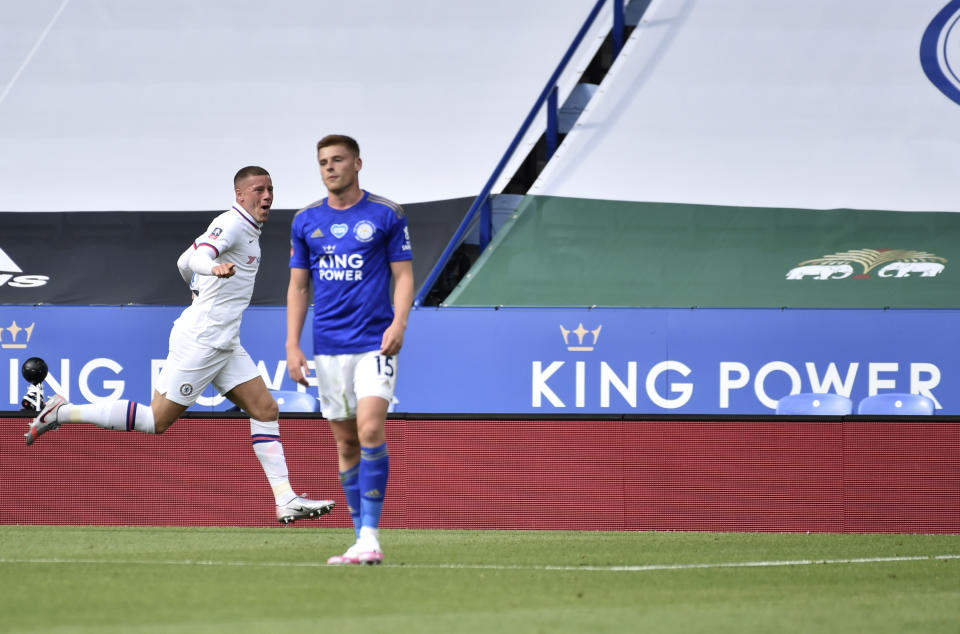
[0,527,957,633]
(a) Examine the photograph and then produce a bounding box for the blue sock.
[339,464,362,538]
[359,442,389,531]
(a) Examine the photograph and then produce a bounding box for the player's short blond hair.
[234,166,270,189]
[316,134,360,158]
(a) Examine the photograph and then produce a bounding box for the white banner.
[0,0,597,211]
[533,0,960,212]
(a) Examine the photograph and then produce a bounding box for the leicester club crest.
[354,221,376,242]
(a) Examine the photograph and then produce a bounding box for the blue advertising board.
[1,305,956,414]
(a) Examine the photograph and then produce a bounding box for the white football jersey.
[173,204,262,349]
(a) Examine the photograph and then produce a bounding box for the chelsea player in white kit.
[286,135,414,565]
[26,166,335,525]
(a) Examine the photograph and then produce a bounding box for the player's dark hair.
[316,134,360,157]
[234,165,270,189]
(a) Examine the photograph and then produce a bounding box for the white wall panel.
[0,0,597,211]
[532,0,960,212]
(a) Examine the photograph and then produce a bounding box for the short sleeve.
[194,219,237,259]
[386,211,413,262]
[289,214,310,269]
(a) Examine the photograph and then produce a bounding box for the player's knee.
[261,399,279,421]
[154,417,176,434]
[357,429,380,447]
[243,398,278,422]
[336,436,361,461]
[356,419,385,447]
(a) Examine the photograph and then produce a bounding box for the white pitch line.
[0,0,71,109]
[0,554,957,572]
[422,554,960,572]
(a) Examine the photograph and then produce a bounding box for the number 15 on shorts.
[376,355,395,377]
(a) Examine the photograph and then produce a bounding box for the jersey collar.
[231,204,262,230]
[324,190,368,212]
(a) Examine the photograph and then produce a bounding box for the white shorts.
[156,328,259,407]
[313,350,397,421]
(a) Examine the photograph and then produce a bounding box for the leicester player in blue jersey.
[286,135,414,565]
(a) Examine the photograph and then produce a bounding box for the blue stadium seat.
[856,393,935,415]
[271,390,321,413]
[775,392,853,415]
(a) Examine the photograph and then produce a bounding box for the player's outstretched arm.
[188,244,235,278]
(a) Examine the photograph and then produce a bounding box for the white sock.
[358,526,380,550]
[58,400,155,433]
[250,419,296,506]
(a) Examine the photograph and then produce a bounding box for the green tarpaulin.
[445,196,959,308]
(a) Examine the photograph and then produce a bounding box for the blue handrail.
[613,0,625,56]
[413,0,622,307]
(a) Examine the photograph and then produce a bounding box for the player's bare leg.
[150,391,189,434]
[227,377,334,524]
[328,417,361,471]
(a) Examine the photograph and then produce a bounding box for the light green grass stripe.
[2,553,957,571]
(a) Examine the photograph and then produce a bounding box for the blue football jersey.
[290,191,413,354]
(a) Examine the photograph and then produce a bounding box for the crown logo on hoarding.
[0,321,35,349]
[560,323,602,351]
